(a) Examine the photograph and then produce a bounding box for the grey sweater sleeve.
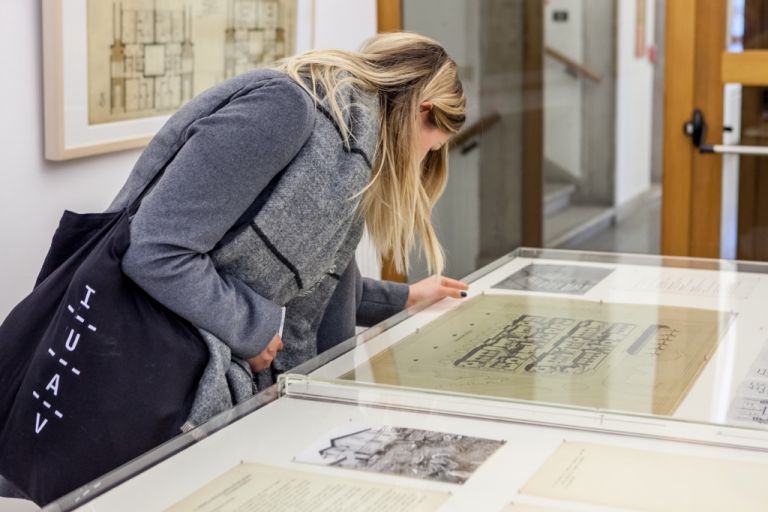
[123,76,315,359]
[356,277,409,327]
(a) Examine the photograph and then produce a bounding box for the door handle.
[684,109,768,156]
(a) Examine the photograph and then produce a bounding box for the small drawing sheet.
[521,441,768,512]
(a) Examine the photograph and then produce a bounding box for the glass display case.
[45,249,768,512]
[294,248,768,439]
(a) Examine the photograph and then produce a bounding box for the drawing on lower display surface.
[729,396,768,425]
[727,341,768,425]
[492,263,614,295]
[520,441,768,512]
[87,0,297,125]
[342,295,733,415]
[165,462,449,512]
[608,267,761,300]
[294,424,505,484]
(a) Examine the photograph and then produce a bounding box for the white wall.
[0,0,376,320]
[614,0,655,206]
[313,0,376,50]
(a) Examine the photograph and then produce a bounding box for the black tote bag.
[0,205,209,505]
[0,150,222,506]
[0,150,291,505]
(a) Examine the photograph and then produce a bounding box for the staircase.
[543,182,614,248]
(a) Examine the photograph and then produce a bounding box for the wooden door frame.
[377,0,401,33]
[521,0,544,248]
[661,0,727,257]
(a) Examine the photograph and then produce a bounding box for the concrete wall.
[405,0,531,278]
[0,0,377,320]
[476,0,526,267]
[578,0,616,205]
[403,0,482,280]
[544,0,584,180]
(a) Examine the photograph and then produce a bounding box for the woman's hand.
[406,275,469,308]
[248,334,284,373]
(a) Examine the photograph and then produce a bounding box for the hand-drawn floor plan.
[87,0,296,124]
[342,294,733,415]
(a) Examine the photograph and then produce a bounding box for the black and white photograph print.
[294,424,505,484]
[492,263,614,295]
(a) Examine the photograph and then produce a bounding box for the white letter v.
[35,413,48,434]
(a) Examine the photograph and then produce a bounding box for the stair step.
[545,205,614,248]
[544,182,576,217]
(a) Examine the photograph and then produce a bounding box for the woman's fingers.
[441,286,467,299]
[439,276,469,299]
[440,276,469,290]
[269,335,284,352]
[250,356,268,373]
[248,335,284,373]
[407,275,469,307]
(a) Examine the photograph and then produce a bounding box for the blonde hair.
[276,32,466,275]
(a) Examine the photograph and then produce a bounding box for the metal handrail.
[545,46,602,83]
[449,112,502,152]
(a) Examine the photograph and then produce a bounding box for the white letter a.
[35,413,48,434]
[46,374,60,396]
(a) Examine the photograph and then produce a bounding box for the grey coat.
[107,69,408,428]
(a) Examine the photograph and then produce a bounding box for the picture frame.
[42,0,314,161]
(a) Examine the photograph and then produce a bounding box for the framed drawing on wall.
[42,0,312,161]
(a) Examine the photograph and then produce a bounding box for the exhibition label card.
[609,267,760,300]
[728,340,768,425]
[521,441,768,512]
[165,463,449,512]
[343,295,731,415]
[294,424,505,484]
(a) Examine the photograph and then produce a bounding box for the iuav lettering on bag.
[32,285,97,435]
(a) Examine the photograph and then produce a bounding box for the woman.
[107,32,468,429]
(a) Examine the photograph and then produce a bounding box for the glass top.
[296,247,768,436]
[46,247,768,510]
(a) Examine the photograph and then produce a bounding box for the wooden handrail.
[449,112,502,150]
[545,46,602,83]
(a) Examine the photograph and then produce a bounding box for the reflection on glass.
[729,0,746,51]
[342,294,732,415]
[735,0,768,260]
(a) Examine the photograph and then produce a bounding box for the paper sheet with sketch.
[521,441,768,512]
[492,264,614,295]
[294,424,505,485]
[342,295,732,415]
[164,463,450,512]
